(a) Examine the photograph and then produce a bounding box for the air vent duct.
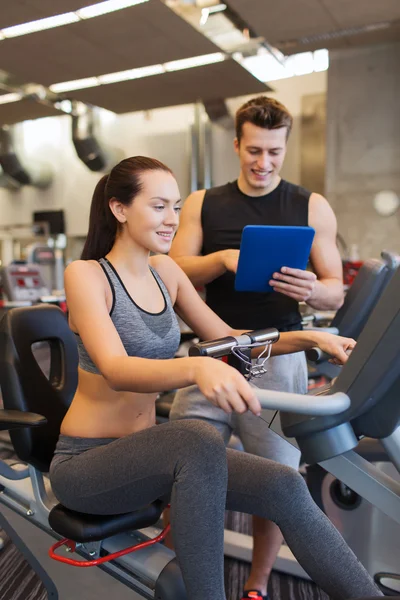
[0,126,53,189]
[71,103,123,172]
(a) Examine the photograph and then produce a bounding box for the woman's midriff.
[60,368,157,438]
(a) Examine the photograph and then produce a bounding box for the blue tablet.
[234,225,315,293]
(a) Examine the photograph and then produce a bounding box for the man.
[169,96,344,600]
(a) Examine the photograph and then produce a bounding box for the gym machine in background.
[304,250,399,384]
[0,215,66,311]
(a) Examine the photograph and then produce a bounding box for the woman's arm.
[167,257,354,366]
[265,330,354,364]
[65,260,260,415]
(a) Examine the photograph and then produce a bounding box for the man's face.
[234,122,288,194]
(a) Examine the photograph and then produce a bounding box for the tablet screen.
[234,225,315,293]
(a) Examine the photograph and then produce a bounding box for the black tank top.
[201,179,311,331]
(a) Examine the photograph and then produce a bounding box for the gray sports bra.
[75,258,181,374]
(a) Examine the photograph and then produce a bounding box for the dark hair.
[235,96,293,143]
[81,156,172,260]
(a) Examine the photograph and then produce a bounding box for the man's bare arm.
[307,193,344,309]
[170,189,237,287]
[270,193,344,310]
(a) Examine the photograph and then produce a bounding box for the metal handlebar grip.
[306,347,331,363]
[188,328,280,359]
[188,336,238,358]
[245,328,279,344]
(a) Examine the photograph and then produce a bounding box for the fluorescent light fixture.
[238,47,329,82]
[0,92,23,105]
[164,52,225,72]
[240,54,292,82]
[200,8,209,26]
[313,49,329,72]
[208,4,227,14]
[2,13,79,38]
[0,0,149,40]
[49,52,227,92]
[76,0,149,20]
[98,64,164,84]
[289,51,314,76]
[49,77,99,93]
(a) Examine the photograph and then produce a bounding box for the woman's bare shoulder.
[65,259,104,280]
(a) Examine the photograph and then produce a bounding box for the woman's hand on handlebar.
[313,332,356,365]
[192,357,261,416]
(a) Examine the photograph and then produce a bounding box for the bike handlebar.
[255,388,350,416]
[188,328,280,358]
[305,347,331,363]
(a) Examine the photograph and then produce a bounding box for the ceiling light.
[54,99,73,113]
[164,52,225,72]
[208,4,227,14]
[2,13,79,38]
[0,1,149,40]
[313,49,329,72]
[49,52,227,92]
[239,47,329,83]
[0,93,23,105]
[200,9,210,26]
[76,0,149,20]
[98,64,164,84]
[289,51,314,76]
[49,77,99,93]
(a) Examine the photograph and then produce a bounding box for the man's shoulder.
[281,179,312,200]
[282,179,313,198]
[204,181,234,199]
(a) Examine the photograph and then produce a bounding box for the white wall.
[0,105,194,237]
[0,70,327,238]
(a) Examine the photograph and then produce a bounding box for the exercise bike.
[0,265,400,597]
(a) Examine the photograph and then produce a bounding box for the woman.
[49,157,380,600]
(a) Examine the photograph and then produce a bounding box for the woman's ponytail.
[81,175,117,260]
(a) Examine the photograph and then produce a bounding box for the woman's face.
[116,170,182,254]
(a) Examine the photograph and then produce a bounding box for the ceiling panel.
[322,0,400,29]
[71,59,270,113]
[0,0,100,29]
[227,0,336,45]
[228,0,400,51]
[346,22,400,48]
[0,1,219,86]
[0,98,63,126]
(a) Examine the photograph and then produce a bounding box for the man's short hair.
[235,96,293,143]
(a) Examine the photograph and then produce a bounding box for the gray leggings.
[49,420,381,600]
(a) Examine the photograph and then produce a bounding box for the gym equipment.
[306,250,399,381]
[192,266,400,588]
[26,242,65,293]
[0,305,186,599]
[282,262,400,593]
[0,313,283,599]
[0,256,66,312]
[0,264,399,596]
[304,250,400,591]
[1,261,50,303]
